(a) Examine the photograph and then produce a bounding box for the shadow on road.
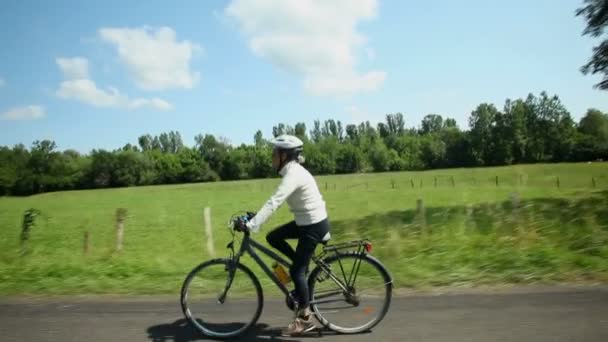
[146,319,371,341]
[146,319,304,341]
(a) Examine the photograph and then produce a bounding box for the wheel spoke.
[181,259,263,339]
[310,253,392,334]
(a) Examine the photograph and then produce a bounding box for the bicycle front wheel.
[308,252,393,334]
[180,258,263,339]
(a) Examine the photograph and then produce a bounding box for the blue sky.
[0,0,605,153]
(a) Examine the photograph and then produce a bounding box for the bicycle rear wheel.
[180,258,263,339]
[308,252,392,334]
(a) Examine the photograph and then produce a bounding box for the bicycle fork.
[218,243,239,304]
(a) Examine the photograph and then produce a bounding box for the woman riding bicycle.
[242,134,331,336]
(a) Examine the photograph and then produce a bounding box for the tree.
[195,134,228,177]
[469,104,499,165]
[386,113,405,135]
[336,143,364,174]
[421,114,444,135]
[310,120,322,142]
[52,149,89,190]
[302,142,335,175]
[2,97,603,196]
[7,144,33,195]
[294,122,307,141]
[368,142,391,172]
[254,130,265,148]
[272,123,294,137]
[221,148,246,180]
[249,146,273,178]
[502,99,529,163]
[392,135,424,170]
[138,134,153,152]
[440,128,474,167]
[576,108,608,160]
[419,135,447,169]
[113,150,153,186]
[28,140,60,193]
[178,148,218,182]
[577,0,608,89]
[533,92,575,161]
[345,124,358,142]
[0,146,21,195]
[169,131,184,153]
[490,110,514,165]
[443,118,458,129]
[87,150,117,188]
[377,123,390,139]
[321,120,343,139]
[159,133,170,153]
[151,136,162,150]
[579,108,608,143]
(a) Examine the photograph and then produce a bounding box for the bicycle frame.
[230,231,294,297]
[227,231,369,304]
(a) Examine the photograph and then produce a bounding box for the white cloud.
[56,57,172,111]
[225,0,386,97]
[99,26,201,90]
[56,57,89,79]
[0,77,5,87]
[1,105,45,121]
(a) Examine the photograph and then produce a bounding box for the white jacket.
[246,161,327,232]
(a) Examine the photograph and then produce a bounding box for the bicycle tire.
[180,258,264,339]
[308,252,393,334]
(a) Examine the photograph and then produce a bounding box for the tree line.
[1,91,607,196]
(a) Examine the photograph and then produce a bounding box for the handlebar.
[230,211,256,233]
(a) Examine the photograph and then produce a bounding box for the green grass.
[1,162,607,296]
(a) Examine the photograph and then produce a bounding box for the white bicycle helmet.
[270,135,303,152]
[270,134,305,164]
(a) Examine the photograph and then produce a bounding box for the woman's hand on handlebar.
[234,217,248,232]
[233,211,256,232]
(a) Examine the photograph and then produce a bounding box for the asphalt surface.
[1,287,607,342]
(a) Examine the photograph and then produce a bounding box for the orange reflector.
[365,243,372,253]
[363,306,374,315]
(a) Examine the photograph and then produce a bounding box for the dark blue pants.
[266,219,329,308]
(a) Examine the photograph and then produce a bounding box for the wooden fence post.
[391,179,395,189]
[204,207,215,257]
[510,192,520,228]
[417,199,427,235]
[592,178,596,188]
[556,177,560,189]
[434,177,437,188]
[410,179,414,188]
[115,208,127,252]
[83,230,90,255]
[495,176,499,187]
[20,208,41,252]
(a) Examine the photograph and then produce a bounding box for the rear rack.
[323,239,372,252]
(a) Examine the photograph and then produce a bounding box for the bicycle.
[180,211,393,339]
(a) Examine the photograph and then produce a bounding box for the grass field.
[1,162,608,296]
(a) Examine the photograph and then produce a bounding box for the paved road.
[1,287,607,341]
